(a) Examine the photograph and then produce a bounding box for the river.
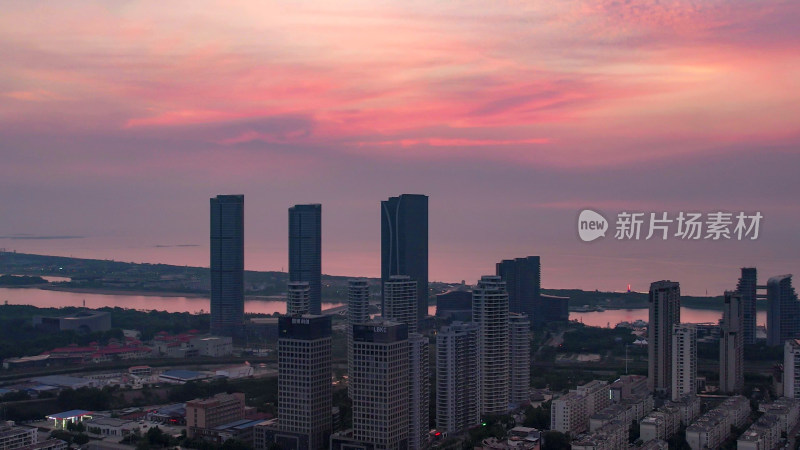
[571,307,767,328]
[0,287,342,315]
[0,286,768,327]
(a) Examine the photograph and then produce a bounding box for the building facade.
[767,274,799,347]
[286,281,310,316]
[671,324,696,401]
[737,267,758,345]
[473,275,510,416]
[383,275,418,334]
[496,256,541,326]
[210,195,245,337]
[288,204,322,315]
[720,291,744,394]
[186,393,246,438]
[408,333,430,450]
[509,313,531,408]
[648,280,681,394]
[436,321,480,434]
[350,321,409,449]
[271,315,332,450]
[381,194,428,323]
[347,279,370,398]
[784,339,800,398]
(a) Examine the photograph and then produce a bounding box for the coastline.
[5,284,297,302]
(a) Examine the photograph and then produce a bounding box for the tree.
[542,431,571,450]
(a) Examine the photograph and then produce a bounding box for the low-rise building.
[572,419,627,450]
[186,393,246,439]
[551,380,610,434]
[639,395,700,443]
[685,396,749,450]
[0,421,38,449]
[15,439,68,450]
[84,418,138,438]
[737,398,800,450]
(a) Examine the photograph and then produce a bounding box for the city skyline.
[1,1,798,297]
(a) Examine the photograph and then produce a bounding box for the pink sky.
[1,0,799,295]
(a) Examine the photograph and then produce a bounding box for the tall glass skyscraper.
[210,195,244,337]
[381,194,428,322]
[289,204,322,315]
[767,274,799,346]
[496,256,541,325]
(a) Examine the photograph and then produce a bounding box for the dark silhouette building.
[737,267,758,345]
[767,274,799,346]
[289,204,322,315]
[496,256,541,325]
[210,195,244,337]
[381,194,428,322]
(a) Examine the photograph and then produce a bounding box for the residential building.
[639,395,701,443]
[381,194,428,323]
[436,321,480,434]
[648,281,681,394]
[550,380,610,434]
[288,204,322,315]
[473,275,510,415]
[383,275,418,334]
[684,396,749,450]
[347,279,370,398]
[737,267,758,345]
[738,398,800,450]
[671,324,696,401]
[408,333,430,450]
[720,291,744,394]
[509,313,531,408]
[0,421,37,449]
[210,194,245,337]
[784,339,800,398]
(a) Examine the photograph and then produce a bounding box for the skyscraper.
[509,313,531,408]
[473,275,510,415]
[647,280,681,394]
[210,194,244,338]
[264,315,332,450]
[737,267,758,345]
[671,324,696,401]
[720,291,744,394]
[408,333,430,450]
[383,275,418,334]
[381,194,428,322]
[347,279,370,398]
[286,281,310,316]
[767,274,799,347]
[349,321,409,449]
[289,204,321,315]
[496,256,541,325]
[436,321,480,434]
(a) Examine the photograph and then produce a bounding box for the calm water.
[0,286,767,327]
[571,307,767,328]
[0,287,342,315]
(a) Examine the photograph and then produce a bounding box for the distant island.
[0,251,751,310]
